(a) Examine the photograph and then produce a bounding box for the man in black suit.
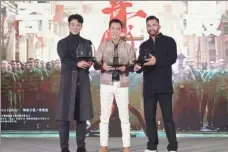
[134,16,178,152]
[57,14,94,152]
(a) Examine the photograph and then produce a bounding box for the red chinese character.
[101,0,147,47]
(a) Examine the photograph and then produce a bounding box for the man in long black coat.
[56,14,94,152]
[134,16,178,152]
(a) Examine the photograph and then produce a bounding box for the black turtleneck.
[67,33,81,49]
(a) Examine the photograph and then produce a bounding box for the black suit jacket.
[137,33,177,98]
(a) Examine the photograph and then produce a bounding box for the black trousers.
[144,93,178,151]
[59,120,87,150]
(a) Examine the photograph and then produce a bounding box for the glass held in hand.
[134,49,151,66]
[76,44,95,62]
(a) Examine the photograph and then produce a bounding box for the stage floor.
[1,137,227,152]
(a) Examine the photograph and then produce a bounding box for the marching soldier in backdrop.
[1,60,16,110]
[186,58,203,130]
[208,59,228,131]
[172,56,195,131]
[15,61,24,109]
[10,60,19,109]
[1,60,16,129]
[22,58,43,108]
[22,58,43,129]
[40,59,62,129]
[201,60,216,129]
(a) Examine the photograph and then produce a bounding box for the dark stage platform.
[1,137,227,152]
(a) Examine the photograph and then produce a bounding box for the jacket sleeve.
[136,45,144,74]
[155,37,177,68]
[94,42,104,70]
[57,40,78,69]
[126,45,136,72]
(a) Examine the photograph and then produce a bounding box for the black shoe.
[77,147,86,152]
[61,147,70,152]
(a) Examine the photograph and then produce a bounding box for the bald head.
[1,60,8,71]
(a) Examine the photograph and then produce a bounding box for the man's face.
[109,22,122,40]
[46,62,51,70]
[28,60,35,69]
[34,60,40,68]
[40,61,45,69]
[55,60,61,70]
[69,19,82,35]
[24,63,29,69]
[1,61,8,70]
[51,61,55,68]
[146,19,160,37]
[16,62,21,70]
[11,61,16,70]
[209,61,215,69]
[188,59,194,68]
[8,64,12,71]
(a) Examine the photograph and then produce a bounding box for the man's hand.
[77,61,90,69]
[88,61,93,68]
[118,66,126,72]
[144,54,156,66]
[134,64,142,71]
[102,63,115,71]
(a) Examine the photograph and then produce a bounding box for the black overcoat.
[56,34,94,121]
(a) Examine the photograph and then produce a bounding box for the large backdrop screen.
[1,1,228,135]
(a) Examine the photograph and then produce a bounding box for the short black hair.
[68,14,84,24]
[109,18,122,28]
[146,15,159,23]
[16,61,22,64]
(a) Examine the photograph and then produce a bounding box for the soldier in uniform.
[22,58,43,108]
[172,56,195,130]
[1,60,16,109]
[201,60,216,128]
[51,60,55,70]
[40,60,50,76]
[35,59,49,79]
[35,59,48,102]
[208,59,228,131]
[7,63,12,71]
[24,62,29,71]
[10,60,20,109]
[40,59,61,128]
[15,61,24,109]
[16,61,22,71]
[46,61,52,71]
[186,58,203,130]
[22,58,43,129]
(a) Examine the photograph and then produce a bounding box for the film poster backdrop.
[1,1,228,136]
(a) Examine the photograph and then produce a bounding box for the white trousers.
[99,82,130,147]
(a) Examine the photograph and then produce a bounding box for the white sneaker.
[144,149,157,152]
